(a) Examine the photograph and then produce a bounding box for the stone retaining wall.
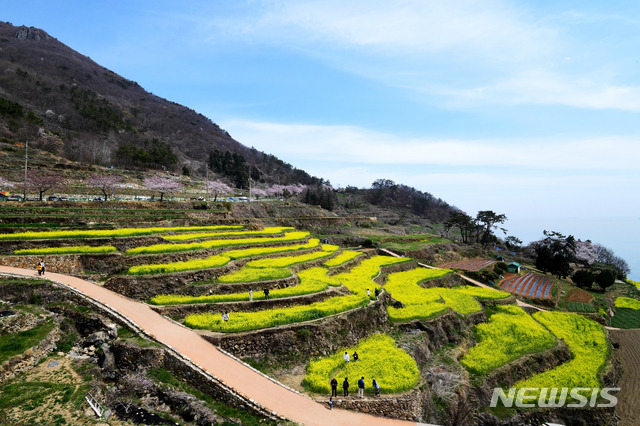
[398,310,487,351]
[150,288,343,317]
[205,294,391,362]
[0,254,84,274]
[326,393,421,421]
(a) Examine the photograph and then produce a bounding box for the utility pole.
[205,167,209,201]
[23,140,28,201]
[249,177,252,201]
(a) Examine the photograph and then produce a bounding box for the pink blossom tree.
[206,180,233,201]
[0,177,15,192]
[28,172,64,201]
[144,176,182,201]
[252,188,267,199]
[85,174,122,201]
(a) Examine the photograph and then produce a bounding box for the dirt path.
[609,329,640,426]
[0,266,429,426]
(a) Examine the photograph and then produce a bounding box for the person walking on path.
[330,377,338,397]
[249,289,253,302]
[374,288,380,299]
[264,288,270,300]
[328,397,333,410]
[353,351,359,362]
[342,378,349,396]
[37,262,42,276]
[39,261,45,275]
[343,351,350,363]
[358,377,365,398]
[372,379,380,397]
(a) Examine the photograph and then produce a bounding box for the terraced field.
[498,272,555,299]
[0,220,621,422]
[437,258,496,271]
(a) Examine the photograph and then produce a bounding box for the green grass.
[0,319,55,364]
[611,308,640,329]
[149,368,274,426]
[565,301,597,313]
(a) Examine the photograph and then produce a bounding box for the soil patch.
[609,329,640,426]
[566,287,594,303]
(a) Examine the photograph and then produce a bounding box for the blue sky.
[4,1,639,278]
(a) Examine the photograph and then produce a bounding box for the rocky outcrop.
[15,26,51,41]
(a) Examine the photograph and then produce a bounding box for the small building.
[507,262,521,273]
[496,255,504,262]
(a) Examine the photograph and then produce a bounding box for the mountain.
[0,22,321,187]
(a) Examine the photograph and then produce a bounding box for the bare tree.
[85,174,121,201]
[28,171,63,201]
[144,176,182,201]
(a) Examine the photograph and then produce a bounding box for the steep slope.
[0,22,319,186]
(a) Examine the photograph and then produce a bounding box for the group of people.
[248,288,270,301]
[329,376,381,401]
[36,261,45,276]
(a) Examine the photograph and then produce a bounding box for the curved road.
[0,266,427,426]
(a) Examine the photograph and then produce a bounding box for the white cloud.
[222,119,640,170]
[201,1,640,112]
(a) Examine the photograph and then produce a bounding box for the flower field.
[216,245,338,283]
[615,297,640,310]
[245,245,338,268]
[514,311,609,401]
[303,334,419,394]
[630,279,640,290]
[125,231,310,255]
[384,268,510,322]
[0,225,243,240]
[184,294,369,332]
[498,272,554,299]
[461,305,556,375]
[162,226,294,241]
[333,256,412,299]
[323,250,363,267]
[14,245,118,255]
[150,266,338,305]
[217,267,293,283]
